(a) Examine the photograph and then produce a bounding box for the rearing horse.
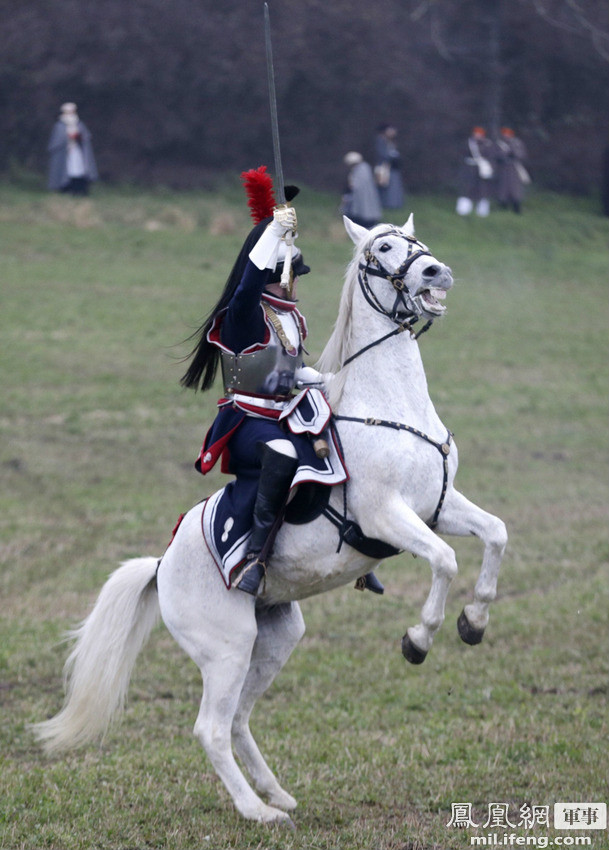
[34,215,507,825]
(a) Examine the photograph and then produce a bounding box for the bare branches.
[407,0,609,62]
[530,0,609,60]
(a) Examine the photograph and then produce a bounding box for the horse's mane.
[315,241,364,409]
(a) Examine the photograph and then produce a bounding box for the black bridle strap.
[333,415,453,528]
[342,316,433,368]
[343,322,411,367]
[358,252,429,323]
[360,252,429,286]
[342,232,434,369]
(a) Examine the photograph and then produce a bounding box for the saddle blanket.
[201,425,348,589]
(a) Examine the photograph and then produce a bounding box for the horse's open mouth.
[418,287,448,316]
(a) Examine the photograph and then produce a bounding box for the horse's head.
[343,215,453,323]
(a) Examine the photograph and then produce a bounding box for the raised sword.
[264,2,293,289]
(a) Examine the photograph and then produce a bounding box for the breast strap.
[333,414,453,529]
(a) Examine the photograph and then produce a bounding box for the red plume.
[241,165,277,224]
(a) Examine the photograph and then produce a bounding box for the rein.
[342,229,433,369]
[333,415,453,529]
[342,317,433,367]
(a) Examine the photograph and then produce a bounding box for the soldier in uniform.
[181,167,383,597]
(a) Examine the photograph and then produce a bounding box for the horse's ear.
[403,213,415,237]
[343,215,369,245]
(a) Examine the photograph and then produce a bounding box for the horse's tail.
[32,557,160,753]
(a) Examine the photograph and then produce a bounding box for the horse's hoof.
[457,609,485,645]
[401,634,428,664]
[273,814,296,830]
[267,789,297,811]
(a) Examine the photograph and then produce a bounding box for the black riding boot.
[233,444,299,595]
[355,572,385,594]
[363,572,385,594]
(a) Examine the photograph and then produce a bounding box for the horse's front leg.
[435,489,508,644]
[360,498,458,664]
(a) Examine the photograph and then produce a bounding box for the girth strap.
[333,415,453,529]
[321,503,401,560]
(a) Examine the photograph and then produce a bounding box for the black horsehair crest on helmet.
[180,168,300,392]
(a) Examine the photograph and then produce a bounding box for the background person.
[456,126,495,217]
[47,102,98,195]
[495,127,530,213]
[374,123,405,209]
[340,151,382,229]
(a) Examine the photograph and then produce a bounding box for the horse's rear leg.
[157,529,293,824]
[193,644,293,824]
[232,602,305,812]
[436,489,507,643]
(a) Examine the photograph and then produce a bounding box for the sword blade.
[264,2,286,205]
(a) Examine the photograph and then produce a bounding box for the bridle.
[343,228,434,368]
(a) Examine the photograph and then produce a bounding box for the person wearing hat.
[341,152,382,229]
[456,126,495,217]
[181,166,383,597]
[495,127,530,214]
[47,103,98,195]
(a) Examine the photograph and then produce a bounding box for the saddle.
[200,424,399,589]
[201,422,347,588]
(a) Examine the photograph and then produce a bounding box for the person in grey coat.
[340,152,382,229]
[47,103,98,195]
[495,127,530,213]
[374,123,405,209]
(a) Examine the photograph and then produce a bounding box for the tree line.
[1,0,607,195]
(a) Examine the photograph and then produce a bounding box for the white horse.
[34,215,507,825]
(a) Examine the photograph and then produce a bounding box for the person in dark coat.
[456,126,495,217]
[47,103,98,195]
[181,167,384,597]
[374,123,405,209]
[495,127,530,213]
[340,151,382,229]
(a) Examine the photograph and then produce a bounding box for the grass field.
[1,180,608,850]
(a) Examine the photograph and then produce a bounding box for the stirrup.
[354,572,385,595]
[233,557,267,596]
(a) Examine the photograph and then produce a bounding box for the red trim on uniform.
[196,419,244,475]
[206,308,271,354]
[220,446,232,475]
[232,401,283,419]
[165,513,185,548]
[261,292,299,311]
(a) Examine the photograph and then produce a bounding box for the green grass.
[0,182,608,850]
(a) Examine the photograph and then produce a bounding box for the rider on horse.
[181,167,383,597]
